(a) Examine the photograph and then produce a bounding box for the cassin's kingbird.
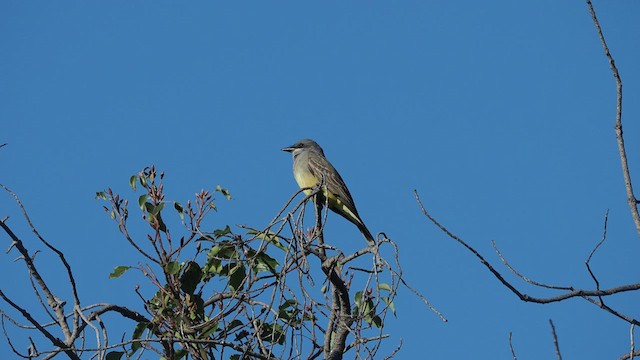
[282,139,375,244]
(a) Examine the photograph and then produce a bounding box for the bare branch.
[382,339,403,360]
[620,351,640,360]
[0,183,81,305]
[587,209,609,264]
[0,218,74,342]
[549,319,562,360]
[585,210,609,304]
[586,0,640,236]
[0,289,80,360]
[1,315,30,359]
[631,324,635,360]
[509,331,517,360]
[492,240,572,291]
[415,190,640,321]
[414,190,527,298]
[387,241,446,322]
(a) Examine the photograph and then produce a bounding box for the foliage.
[93,165,408,359]
[0,164,418,359]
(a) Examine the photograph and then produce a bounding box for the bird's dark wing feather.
[307,153,360,218]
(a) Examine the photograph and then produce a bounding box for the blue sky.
[2,1,640,358]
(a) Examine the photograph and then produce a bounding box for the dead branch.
[414,190,640,325]
[549,319,562,360]
[509,331,517,360]
[586,0,640,236]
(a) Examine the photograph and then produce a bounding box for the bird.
[282,139,375,244]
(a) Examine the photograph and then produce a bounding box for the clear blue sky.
[2,1,640,358]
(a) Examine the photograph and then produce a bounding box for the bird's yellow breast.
[294,170,320,195]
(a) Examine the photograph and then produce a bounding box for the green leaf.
[371,315,383,328]
[132,322,148,339]
[106,351,124,360]
[150,202,164,216]
[214,225,232,238]
[203,247,224,277]
[378,283,392,292]
[354,291,363,305]
[180,261,202,295]
[196,235,215,243]
[247,229,288,251]
[95,191,107,200]
[211,242,239,259]
[165,261,181,275]
[144,202,166,231]
[174,202,184,220]
[175,349,189,359]
[129,175,138,191]
[247,249,279,274]
[158,213,167,232]
[362,299,373,316]
[382,297,396,316]
[138,194,148,210]
[279,299,298,309]
[208,245,222,257]
[226,319,243,332]
[235,329,250,341]
[204,243,240,278]
[215,185,232,200]
[130,322,149,353]
[200,321,219,338]
[278,299,299,323]
[109,266,131,279]
[228,264,246,292]
[259,322,286,345]
[186,293,205,320]
[148,291,162,308]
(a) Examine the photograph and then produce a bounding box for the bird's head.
[281,139,325,156]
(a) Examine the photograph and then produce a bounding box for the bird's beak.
[281,146,294,153]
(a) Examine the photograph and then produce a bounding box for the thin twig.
[394,265,446,322]
[587,210,609,264]
[415,190,640,322]
[549,319,562,360]
[414,190,527,298]
[0,218,74,342]
[620,351,640,360]
[1,183,80,337]
[0,289,80,360]
[509,331,517,360]
[586,210,609,304]
[631,324,635,360]
[586,0,640,236]
[492,240,572,291]
[382,339,403,360]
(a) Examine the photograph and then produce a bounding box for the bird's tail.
[357,222,376,244]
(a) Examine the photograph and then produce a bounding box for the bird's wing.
[307,153,360,218]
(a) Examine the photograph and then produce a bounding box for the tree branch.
[549,319,562,360]
[0,289,79,360]
[586,0,640,236]
[0,219,74,345]
[415,190,640,322]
